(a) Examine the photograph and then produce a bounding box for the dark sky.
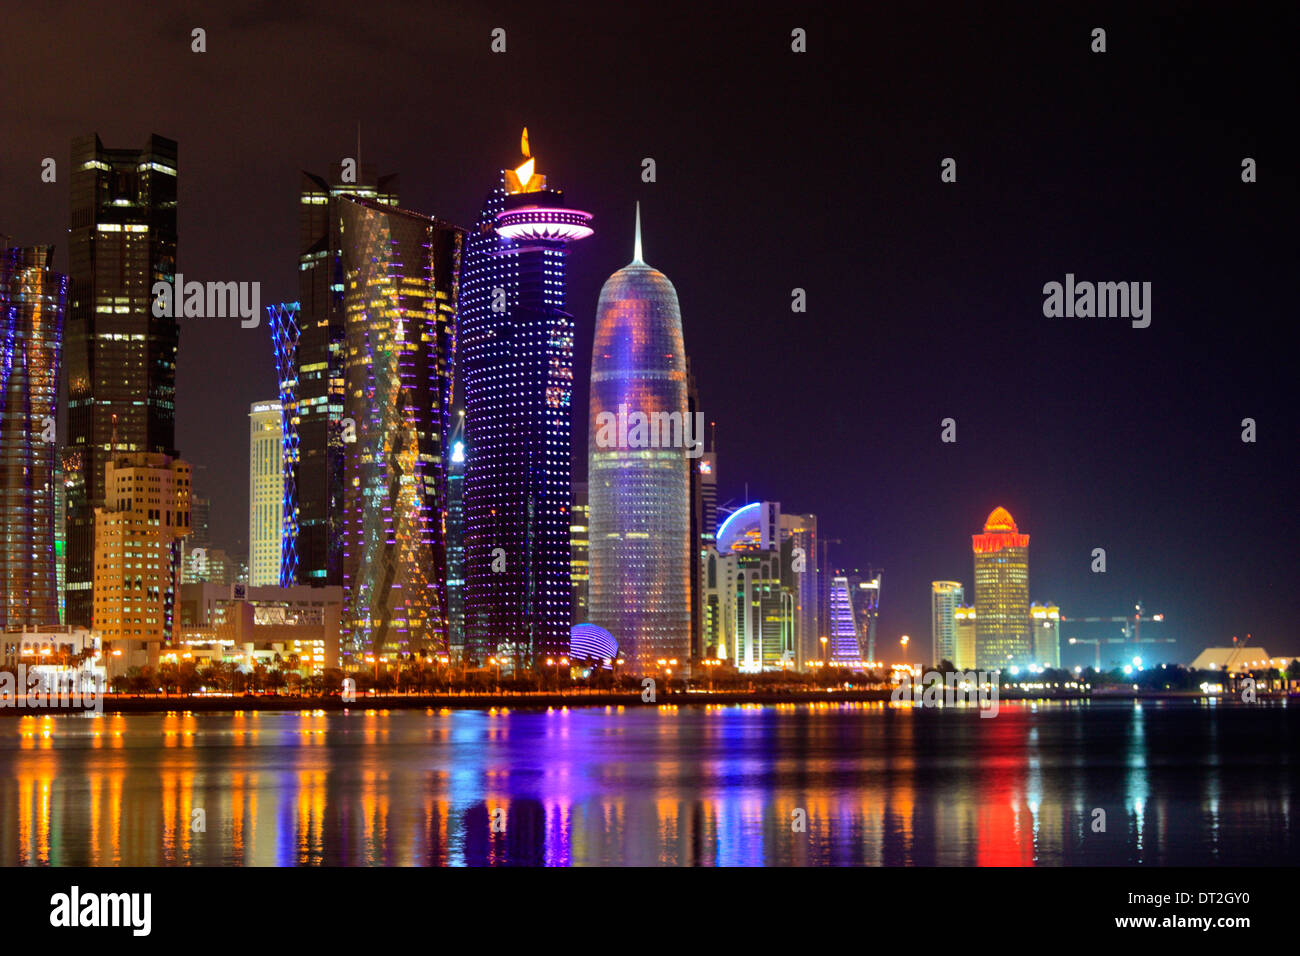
[2,1,1295,663]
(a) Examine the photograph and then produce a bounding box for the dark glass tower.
[461,131,592,668]
[64,133,178,627]
[0,245,67,628]
[292,166,398,586]
[337,196,462,666]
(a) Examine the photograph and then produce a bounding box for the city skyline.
[0,3,1294,661]
[0,0,1297,900]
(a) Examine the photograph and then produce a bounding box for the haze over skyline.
[1,1,1294,661]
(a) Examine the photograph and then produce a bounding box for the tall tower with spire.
[588,205,692,673]
[460,130,593,668]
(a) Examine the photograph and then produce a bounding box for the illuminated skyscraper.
[447,413,466,656]
[847,570,883,662]
[0,245,66,629]
[1030,601,1060,668]
[706,501,806,670]
[93,451,191,658]
[180,491,212,584]
[65,133,178,626]
[267,302,300,585]
[248,401,283,587]
[337,196,462,666]
[931,581,964,666]
[461,130,592,667]
[954,605,977,670]
[686,363,716,660]
[571,480,590,624]
[972,506,1031,669]
[291,167,398,586]
[827,576,859,664]
[779,511,818,668]
[588,206,691,672]
[55,458,66,623]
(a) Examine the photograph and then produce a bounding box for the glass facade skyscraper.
[846,569,884,663]
[1030,601,1061,668]
[248,401,283,587]
[291,167,398,587]
[64,133,178,627]
[447,414,466,657]
[461,132,591,668]
[571,480,589,624]
[337,196,462,666]
[0,245,66,629]
[931,581,964,666]
[588,207,691,672]
[973,506,1031,669]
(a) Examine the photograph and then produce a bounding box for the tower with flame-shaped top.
[461,130,593,668]
[588,205,691,673]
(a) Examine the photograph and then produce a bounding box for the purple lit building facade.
[461,132,592,667]
[588,208,692,672]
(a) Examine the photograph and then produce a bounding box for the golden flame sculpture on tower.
[505,127,545,194]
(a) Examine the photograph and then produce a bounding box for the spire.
[632,201,644,264]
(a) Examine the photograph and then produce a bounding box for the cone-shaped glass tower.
[588,206,692,672]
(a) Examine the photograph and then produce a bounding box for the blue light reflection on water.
[0,699,1292,866]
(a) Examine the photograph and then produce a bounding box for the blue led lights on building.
[268,301,301,588]
[461,130,592,668]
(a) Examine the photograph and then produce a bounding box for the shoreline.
[0,687,1282,716]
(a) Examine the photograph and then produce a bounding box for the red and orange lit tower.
[972,506,1030,670]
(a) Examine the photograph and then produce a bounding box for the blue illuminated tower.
[461,130,593,668]
[588,206,692,672]
[828,576,859,664]
[267,301,301,586]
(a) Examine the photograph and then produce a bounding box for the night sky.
[2,1,1295,662]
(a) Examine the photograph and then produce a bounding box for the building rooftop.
[1189,646,1287,671]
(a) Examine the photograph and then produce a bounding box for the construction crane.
[1062,601,1172,668]
[1066,636,1125,671]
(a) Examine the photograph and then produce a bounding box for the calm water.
[0,699,1294,866]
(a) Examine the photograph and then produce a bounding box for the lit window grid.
[460,178,585,665]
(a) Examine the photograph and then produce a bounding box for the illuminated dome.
[715,502,762,553]
[570,623,618,669]
[984,507,1018,533]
